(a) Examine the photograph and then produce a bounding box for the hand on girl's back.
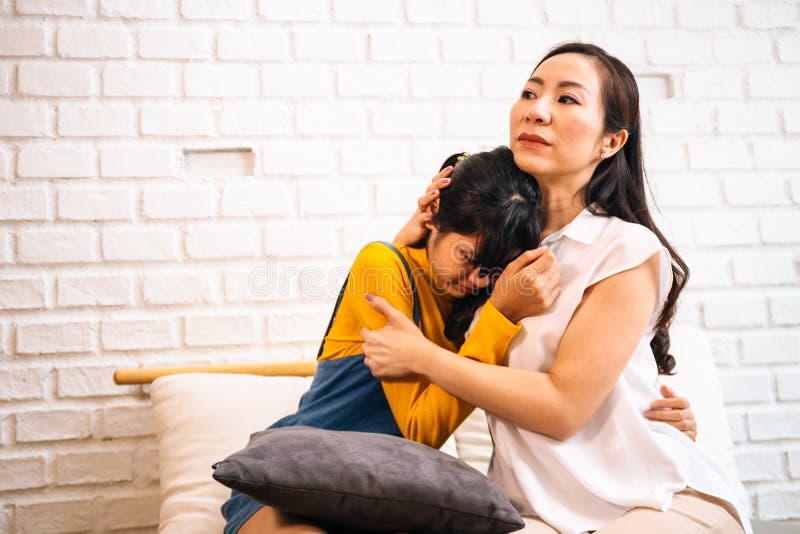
[489,247,562,323]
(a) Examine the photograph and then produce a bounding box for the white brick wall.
[1,1,798,530]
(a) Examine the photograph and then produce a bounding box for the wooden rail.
[113,362,317,385]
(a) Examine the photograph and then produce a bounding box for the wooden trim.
[113,362,317,385]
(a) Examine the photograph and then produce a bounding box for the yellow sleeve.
[381,299,522,449]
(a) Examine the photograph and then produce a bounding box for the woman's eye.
[558,95,578,104]
[520,89,535,99]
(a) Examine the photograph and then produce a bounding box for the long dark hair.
[534,42,689,374]
[430,147,542,347]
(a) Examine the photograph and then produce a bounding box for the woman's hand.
[489,246,562,323]
[360,294,434,379]
[392,167,453,247]
[645,384,698,441]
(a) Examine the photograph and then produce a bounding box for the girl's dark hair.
[534,42,690,374]
[431,146,542,348]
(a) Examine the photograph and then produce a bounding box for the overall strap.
[316,241,421,359]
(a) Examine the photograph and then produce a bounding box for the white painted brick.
[338,65,407,97]
[185,315,255,346]
[742,3,799,30]
[101,319,177,350]
[0,367,47,400]
[770,293,800,326]
[333,0,403,22]
[0,103,49,137]
[754,139,800,170]
[136,444,160,485]
[103,227,179,261]
[688,139,751,170]
[220,104,292,135]
[446,102,508,136]
[713,33,774,64]
[181,0,250,19]
[103,63,180,96]
[56,450,133,485]
[58,188,134,221]
[612,1,675,27]
[297,102,367,135]
[682,68,744,98]
[59,105,131,136]
[749,66,800,98]
[442,30,509,63]
[100,404,154,438]
[707,333,739,366]
[777,372,800,401]
[57,27,132,58]
[677,1,736,29]
[295,29,364,61]
[259,0,328,21]
[411,65,480,98]
[761,211,800,244]
[58,275,131,307]
[263,141,336,175]
[218,29,290,60]
[718,102,778,134]
[185,225,260,259]
[142,272,212,305]
[0,148,7,178]
[512,30,580,64]
[648,102,716,134]
[16,321,94,354]
[0,456,45,491]
[17,145,95,178]
[749,410,800,441]
[100,0,176,18]
[265,221,337,257]
[57,365,131,397]
[267,309,329,342]
[18,230,96,264]
[370,30,439,61]
[16,0,91,16]
[727,413,747,443]
[0,278,45,309]
[376,179,425,214]
[16,409,91,442]
[758,490,800,521]
[18,61,94,96]
[0,26,46,56]
[575,32,648,68]
[140,105,214,136]
[791,451,800,479]
[741,332,800,364]
[185,64,259,98]
[299,181,370,215]
[703,294,767,328]
[544,0,609,26]
[735,451,785,482]
[0,65,9,95]
[263,65,335,97]
[372,104,442,135]
[407,0,470,23]
[97,495,160,530]
[16,501,91,534]
[693,211,759,246]
[642,139,687,171]
[778,34,800,63]
[0,188,47,220]
[682,252,732,289]
[478,0,544,26]
[786,104,800,134]
[139,29,213,59]
[718,370,773,403]
[733,251,795,285]
[220,182,294,216]
[100,147,177,177]
[224,267,300,302]
[339,140,411,175]
[143,187,213,219]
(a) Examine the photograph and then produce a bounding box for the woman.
[362,43,748,534]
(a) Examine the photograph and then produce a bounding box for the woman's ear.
[600,129,629,158]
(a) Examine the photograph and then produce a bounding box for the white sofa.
[149,325,748,533]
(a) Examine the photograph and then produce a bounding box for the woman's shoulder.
[598,214,663,250]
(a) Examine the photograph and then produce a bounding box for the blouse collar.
[540,204,609,247]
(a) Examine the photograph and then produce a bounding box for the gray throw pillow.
[212,426,525,534]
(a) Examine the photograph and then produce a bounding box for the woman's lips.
[517,133,551,150]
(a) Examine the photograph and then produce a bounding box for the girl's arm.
[392,167,452,248]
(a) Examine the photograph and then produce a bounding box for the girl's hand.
[645,385,698,441]
[489,247,562,323]
[392,167,453,247]
[360,294,434,379]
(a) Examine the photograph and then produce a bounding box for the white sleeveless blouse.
[485,207,751,534]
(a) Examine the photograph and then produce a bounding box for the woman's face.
[425,228,491,298]
[509,52,606,181]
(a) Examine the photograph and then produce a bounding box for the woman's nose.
[524,99,550,124]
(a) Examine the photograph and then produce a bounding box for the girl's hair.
[534,42,689,374]
[431,146,542,348]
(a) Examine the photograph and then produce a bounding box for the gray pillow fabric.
[212,426,525,533]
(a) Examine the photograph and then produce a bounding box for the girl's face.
[425,228,492,298]
[508,52,606,182]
